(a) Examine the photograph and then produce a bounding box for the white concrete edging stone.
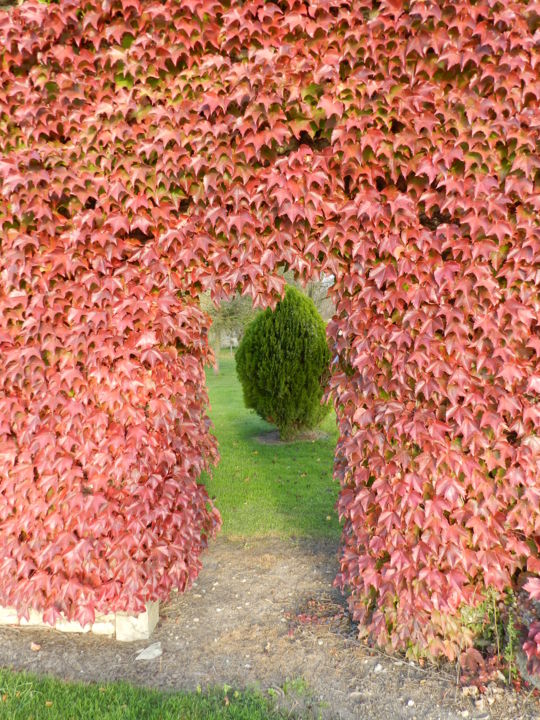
[0,601,159,641]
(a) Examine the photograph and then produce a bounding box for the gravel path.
[0,537,538,720]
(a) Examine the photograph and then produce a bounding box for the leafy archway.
[0,0,538,663]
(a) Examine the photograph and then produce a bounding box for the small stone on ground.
[135,642,162,661]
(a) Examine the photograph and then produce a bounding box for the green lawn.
[202,354,340,539]
[0,670,289,720]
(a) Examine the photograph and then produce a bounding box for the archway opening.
[199,277,341,541]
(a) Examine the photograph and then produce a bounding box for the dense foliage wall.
[0,0,538,659]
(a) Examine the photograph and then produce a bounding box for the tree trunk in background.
[213,330,221,374]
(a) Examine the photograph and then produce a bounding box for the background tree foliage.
[282,273,335,321]
[200,292,259,368]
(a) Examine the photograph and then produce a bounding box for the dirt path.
[0,537,538,720]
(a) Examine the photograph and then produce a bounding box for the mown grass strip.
[202,355,340,539]
[0,669,289,720]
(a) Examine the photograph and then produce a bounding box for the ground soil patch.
[0,537,538,720]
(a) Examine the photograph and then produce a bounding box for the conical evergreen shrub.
[235,286,331,440]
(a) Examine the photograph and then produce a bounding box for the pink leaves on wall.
[0,0,538,661]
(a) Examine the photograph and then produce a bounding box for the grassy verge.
[0,669,289,720]
[202,354,340,539]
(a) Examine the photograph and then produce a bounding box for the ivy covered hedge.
[0,0,538,666]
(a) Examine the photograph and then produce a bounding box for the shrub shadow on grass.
[255,429,330,445]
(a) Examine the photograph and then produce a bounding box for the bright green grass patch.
[202,355,340,539]
[0,669,289,720]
